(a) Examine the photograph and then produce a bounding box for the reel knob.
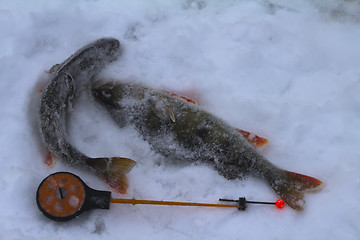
[36,172,111,221]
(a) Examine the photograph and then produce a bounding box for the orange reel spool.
[36,172,111,221]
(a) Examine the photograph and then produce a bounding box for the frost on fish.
[39,38,136,194]
[164,90,269,148]
[92,81,323,210]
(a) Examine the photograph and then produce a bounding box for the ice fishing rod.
[36,172,285,221]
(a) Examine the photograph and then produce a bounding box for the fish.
[39,38,136,194]
[91,81,323,210]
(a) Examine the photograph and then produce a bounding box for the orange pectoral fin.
[236,129,269,148]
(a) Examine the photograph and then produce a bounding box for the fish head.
[91,38,122,63]
[92,82,124,107]
[92,81,147,108]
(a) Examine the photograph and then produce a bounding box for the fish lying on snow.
[39,38,136,194]
[92,81,323,210]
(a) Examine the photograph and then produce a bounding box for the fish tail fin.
[105,172,130,195]
[105,157,136,194]
[270,170,323,210]
[87,157,136,194]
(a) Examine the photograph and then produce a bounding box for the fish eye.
[100,89,113,99]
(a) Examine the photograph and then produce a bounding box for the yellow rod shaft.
[111,198,237,208]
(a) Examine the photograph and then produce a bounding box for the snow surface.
[1,0,360,239]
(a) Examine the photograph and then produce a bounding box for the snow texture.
[1,0,360,239]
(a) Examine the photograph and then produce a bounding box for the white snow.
[1,0,360,239]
